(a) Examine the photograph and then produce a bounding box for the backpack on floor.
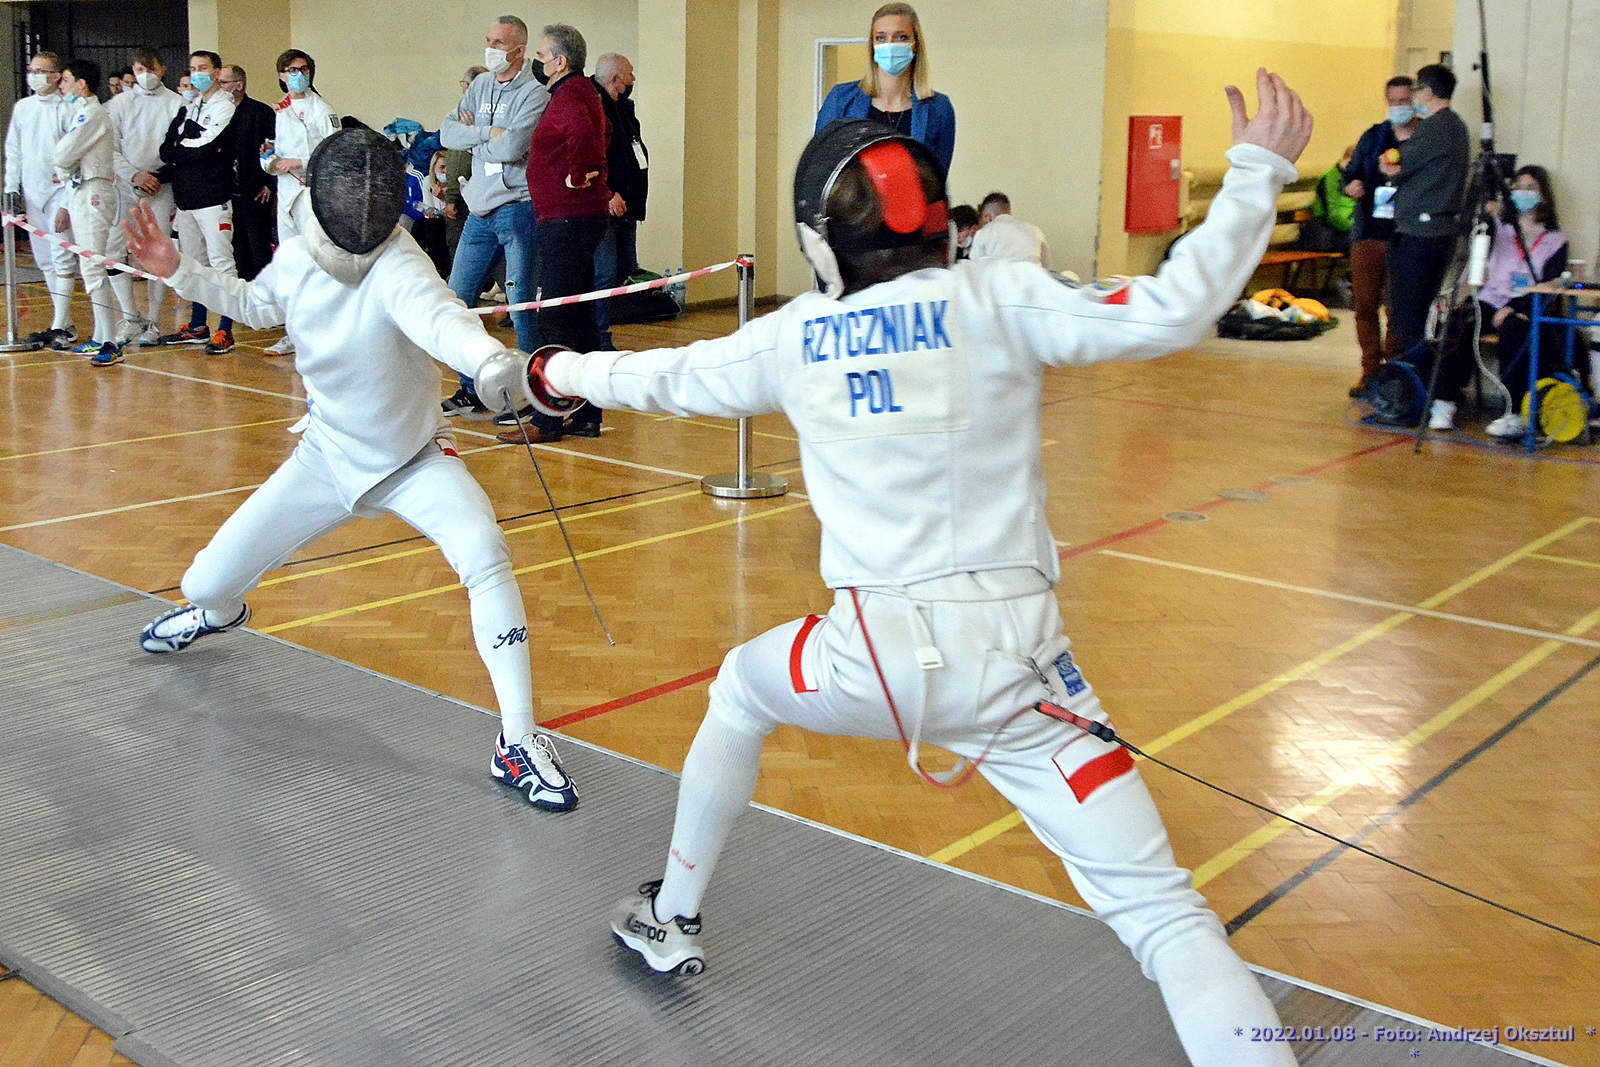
[607,271,683,325]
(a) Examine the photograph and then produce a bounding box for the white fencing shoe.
[611,880,706,976]
[1485,412,1526,438]
[1428,399,1457,431]
[140,603,251,653]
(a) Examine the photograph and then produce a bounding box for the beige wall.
[1451,0,1600,272]
[1096,0,1400,277]
[188,0,291,101]
[775,0,1110,296]
[280,1,637,130]
[1395,0,1455,73]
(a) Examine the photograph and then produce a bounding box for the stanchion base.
[701,472,789,499]
[0,341,42,353]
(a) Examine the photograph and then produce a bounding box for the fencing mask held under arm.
[308,128,407,255]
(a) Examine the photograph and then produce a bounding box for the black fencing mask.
[308,128,406,255]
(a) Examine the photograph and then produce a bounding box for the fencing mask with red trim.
[793,119,951,297]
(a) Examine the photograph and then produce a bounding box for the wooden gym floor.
[2,270,1598,1067]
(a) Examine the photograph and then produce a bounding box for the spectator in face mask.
[219,65,276,295]
[816,3,955,173]
[5,51,80,349]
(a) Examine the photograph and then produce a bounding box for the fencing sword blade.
[512,414,617,646]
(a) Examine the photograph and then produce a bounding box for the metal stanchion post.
[2,210,43,353]
[701,255,788,499]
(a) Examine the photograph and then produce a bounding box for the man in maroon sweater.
[500,23,610,444]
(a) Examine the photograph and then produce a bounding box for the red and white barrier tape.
[2,212,166,283]
[3,211,753,314]
[473,255,752,315]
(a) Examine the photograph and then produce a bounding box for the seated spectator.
[971,191,1050,268]
[1472,166,1590,437]
[951,203,978,260]
[1296,146,1354,255]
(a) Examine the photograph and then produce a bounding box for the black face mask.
[619,84,632,101]
[531,61,551,86]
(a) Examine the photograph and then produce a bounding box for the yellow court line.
[0,355,80,370]
[260,499,810,634]
[1529,552,1600,572]
[0,416,300,462]
[925,515,1595,866]
[1191,602,1600,887]
[255,486,708,589]
[0,443,508,533]
[680,417,799,443]
[1101,550,1600,650]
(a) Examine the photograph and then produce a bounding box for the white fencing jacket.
[972,213,1052,269]
[55,96,115,188]
[166,226,505,508]
[108,83,184,186]
[548,143,1295,590]
[4,91,69,205]
[272,91,339,217]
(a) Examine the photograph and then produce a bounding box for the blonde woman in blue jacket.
[816,3,955,172]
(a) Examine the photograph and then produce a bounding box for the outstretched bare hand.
[1225,68,1313,165]
[121,200,180,278]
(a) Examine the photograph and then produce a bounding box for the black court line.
[145,456,802,595]
[1225,648,1600,938]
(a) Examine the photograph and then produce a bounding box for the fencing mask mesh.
[308,128,406,255]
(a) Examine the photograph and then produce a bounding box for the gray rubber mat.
[0,546,1553,1066]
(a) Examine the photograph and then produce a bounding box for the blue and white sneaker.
[89,342,124,366]
[68,339,106,356]
[139,603,251,653]
[490,731,578,811]
[610,880,706,976]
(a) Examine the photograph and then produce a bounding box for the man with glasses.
[261,49,337,356]
[220,66,276,295]
[4,52,80,349]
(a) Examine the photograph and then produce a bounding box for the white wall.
[1451,0,1600,269]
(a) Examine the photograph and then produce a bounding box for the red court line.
[544,665,720,731]
[550,437,1412,732]
[1059,436,1407,562]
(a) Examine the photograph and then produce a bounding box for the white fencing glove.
[473,345,588,418]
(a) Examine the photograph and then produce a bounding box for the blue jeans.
[593,217,638,344]
[448,200,539,392]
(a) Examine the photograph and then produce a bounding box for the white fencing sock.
[145,278,167,325]
[89,287,116,343]
[48,273,74,330]
[1150,933,1298,1067]
[109,271,138,319]
[468,569,535,743]
[652,697,767,921]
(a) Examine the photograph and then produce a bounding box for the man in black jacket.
[1379,63,1470,428]
[592,52,647,350]
[219,65,275,294]
[155,49,238,352]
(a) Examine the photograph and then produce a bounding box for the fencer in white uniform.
[53,59,124,361]
[4,51,78,347]
[105,50,185,342]
[499,71,1311,1067]
[121,129,577,813]
[267,51,339,242]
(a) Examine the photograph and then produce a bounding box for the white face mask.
[484,47,511,75]
[27,71,50,94]
[181,88,198,103]
[136,71,161,92]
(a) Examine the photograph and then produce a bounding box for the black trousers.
[535,215,608,429]
[1387,232,1455,354]
[232,195,276,282]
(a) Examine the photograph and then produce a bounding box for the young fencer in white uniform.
[482,70,1311,1066]
[122,128,576,813]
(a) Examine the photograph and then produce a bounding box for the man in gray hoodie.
[439,15,549,418]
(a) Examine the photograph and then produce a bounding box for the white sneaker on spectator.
[1428,400,1457,431]
[265,336,295,356]
[1485,412,1526,438]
